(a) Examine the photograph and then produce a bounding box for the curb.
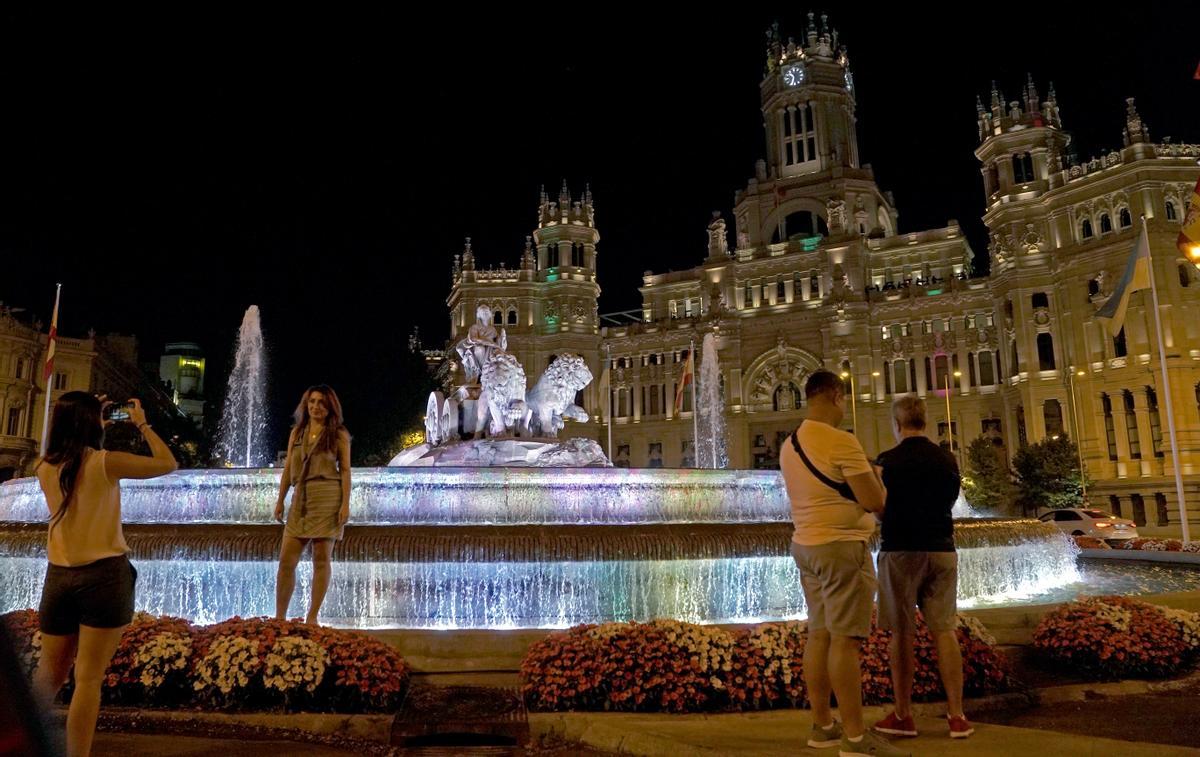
[1079,548,1200,565]
[87,706,394,744]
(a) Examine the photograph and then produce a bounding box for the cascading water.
[695,332,728,469]
[215,306,267,468]
[0,467,1097,628]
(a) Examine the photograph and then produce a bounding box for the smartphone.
[104,401,133,422]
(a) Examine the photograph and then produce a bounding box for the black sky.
[2,9,1197,457]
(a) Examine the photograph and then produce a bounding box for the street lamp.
[944,369,962,454]
[840,369,858,432]
[1068,366,1088,502]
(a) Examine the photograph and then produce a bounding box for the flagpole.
[690,338,700,468]
[605,344,613,462]
[1142,217,1190,543]
[38,283,62,457]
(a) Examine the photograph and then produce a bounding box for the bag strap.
[790,422,857,502]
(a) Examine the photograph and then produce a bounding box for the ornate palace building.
[441,17,1200,529]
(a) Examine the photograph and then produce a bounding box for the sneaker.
[807,720,843,748]
[839,730,912,757]
[873,711,918,737]
[948,714,975,738]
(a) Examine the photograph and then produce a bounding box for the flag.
[674,348,694,413]
[1096,227,1152,337]
[43,286,61,385]
[1177,175,1200,263]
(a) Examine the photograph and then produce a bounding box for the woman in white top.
[34,392,177,757]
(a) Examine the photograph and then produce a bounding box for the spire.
[1122,97,1150,145]
[408,326,422,353]
[806,11,817,47]
[1024,73,1039,115]
[976,94,985,115]
[462,236,474,271]
[521,235,534,270]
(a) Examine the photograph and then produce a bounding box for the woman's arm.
[104,400,178,480]
[274,428,297,522]
[338,429,351,524]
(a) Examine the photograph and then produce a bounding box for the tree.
[1011,435,1090,515]
[962,435,1017,515]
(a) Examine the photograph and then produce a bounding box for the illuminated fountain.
[0,468,1087,628]
[0,308,1107,630]
[214,305,268,468]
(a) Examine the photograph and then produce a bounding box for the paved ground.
[92,733,362,756]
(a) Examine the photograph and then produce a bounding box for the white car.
[1038,508,1138,542]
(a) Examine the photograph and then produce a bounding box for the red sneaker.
[873,711,918,737]
[949,715,975,738]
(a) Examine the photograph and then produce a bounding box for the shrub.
[1072,535,1110,549]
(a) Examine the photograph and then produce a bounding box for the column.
[1131,390,1158,476]
[800,277,812,301]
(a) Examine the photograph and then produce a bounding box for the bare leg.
[34,632,78,706]
[804,628,832,726]
[68,624,125,757]
[888,631,916,719]
[829,634,865,738]
[275,536,306,620]
[933,629,965,718]
[307,539,334,625]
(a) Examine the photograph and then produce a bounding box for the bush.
[1032,596,1199,680]
[0,611,409,713]
[521,615,1008,713]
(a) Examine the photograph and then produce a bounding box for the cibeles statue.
[456,305,504,384]
[394,325,609,466]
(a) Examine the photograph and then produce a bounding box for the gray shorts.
[790,540,876,638]
[877,551,958,633]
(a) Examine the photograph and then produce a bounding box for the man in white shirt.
[781,370,905,757]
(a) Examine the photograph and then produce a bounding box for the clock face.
[782,65,805,87]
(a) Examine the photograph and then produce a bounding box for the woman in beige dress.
[273,385,351,625]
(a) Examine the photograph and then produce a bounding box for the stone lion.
[477,351,527,438]
[522,354,593,438]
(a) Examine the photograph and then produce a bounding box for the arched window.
[507,308,518,325]
[1032,292,1049,309]
[1043,399,1064,438]
[772,210,829,243]
[1166,201,1177,221]
[1119,207,1132,228]
[1110,494,1122,518]
[493,310,503,325]
[1088,278,1100,297]
[1081,218,1093,239]
[1036,332,1056,370]
[1155,493,1169,526]
[979,350,996,386]
[572,244,586,268]
[1012,152,1035,183]
[1100,213,1112,234]
[1101,393,1118,460]
[1147,387,1163,457]
[1130,494,1146,527]
[1123,390,1141,459]
[892,359,909,394]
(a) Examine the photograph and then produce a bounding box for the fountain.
[0,311,1150,630]
[215,306,267,468]
[696,332,728,469]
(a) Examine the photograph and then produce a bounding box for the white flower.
[135,633,192,689]
[263,636,328,694]
[195,636,261,696]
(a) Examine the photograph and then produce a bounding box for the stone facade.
[443,19,1200,527]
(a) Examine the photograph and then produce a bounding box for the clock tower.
[762,14,860,179]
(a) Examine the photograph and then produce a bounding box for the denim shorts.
[38,554,137,635]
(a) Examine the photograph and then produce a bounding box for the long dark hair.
[291,385,346,455]
[40,391,104,528]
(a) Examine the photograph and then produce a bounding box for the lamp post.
[1068,365,1088,502]
[944,369,962,455]
[840,369,858,432]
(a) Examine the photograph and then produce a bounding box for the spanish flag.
[1177,175,1200,264]
[1096,226,1152,337]
[674,348,694,413]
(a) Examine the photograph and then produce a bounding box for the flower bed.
[1116,538,1200,553]
[0,611,408,713]
[1071,535,1110,550]
[1032,596,1200,680]
[521,614,1008,713]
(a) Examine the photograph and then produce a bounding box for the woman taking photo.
[34,393,177,757]
[274,385,351,626]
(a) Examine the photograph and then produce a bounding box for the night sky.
[2,9,1197,459]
